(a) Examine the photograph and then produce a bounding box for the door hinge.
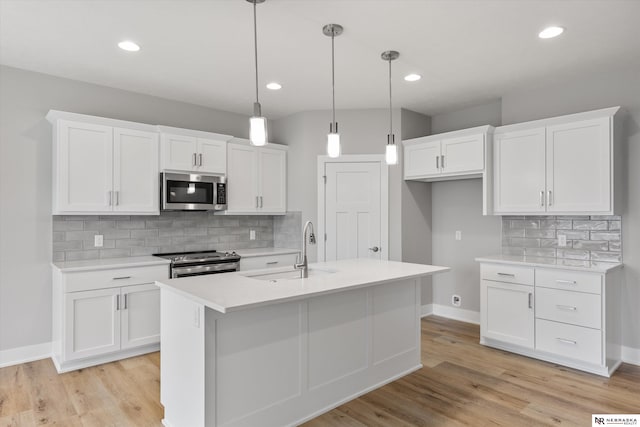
[324,233,327,242]
[322,175,327,184]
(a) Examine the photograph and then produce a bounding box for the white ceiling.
[1,0,639,119]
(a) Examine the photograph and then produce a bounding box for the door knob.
[368,246,380,253]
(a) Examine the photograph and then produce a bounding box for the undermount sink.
[244,268,336,282]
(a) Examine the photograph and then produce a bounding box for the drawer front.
[536,268,602,294]
[535,287,601,329]
[481,263,534,286]
[239,253,299,271]
[536,319,602,365]
[64,265,169,293]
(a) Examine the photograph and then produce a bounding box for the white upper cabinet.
[403,125,491,181]
[492,107,620,215]
[158,126,232,174]
[493,127,547,213]
[48,111,159,215]
[226,139,287,215]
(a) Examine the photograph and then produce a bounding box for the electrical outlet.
[455,230,462,241]
[452,294,461,307]
[94,235,103,247]
[249,229,256,240]
[558,234,567,247]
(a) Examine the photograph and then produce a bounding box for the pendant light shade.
[324,24,343,158]
[381,50,399,165]
[247,0,267,146]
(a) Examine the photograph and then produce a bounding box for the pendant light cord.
[388,58,393,143]
[253,1,259,105]
[331,33,336,128]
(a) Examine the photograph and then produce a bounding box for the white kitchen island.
[157,258,449,427]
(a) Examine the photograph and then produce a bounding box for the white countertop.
[475,255,622,273]
[52,256,170,272]
[157,258,450,314]
[232,247,299,258]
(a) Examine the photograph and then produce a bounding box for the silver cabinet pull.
[198,153,203,167]
[259,196,263,208]
[556,279,576,285]
[556,337,577,345]
[369,246,380,253]
[540,190,545,207]
[548,190,553,206]
[256,196,259,208]
[556,304,577,311]
[113,276,131,280]
[115,191,119,206]
[116,294,120,311]
[441,154,445,169]
[108,191,112,206]
[124,293,128,310]
[266,261,279,265]
[192,153,197,167]
[497,272,515,277]
[436,155,439,169]
[528,292,533,309]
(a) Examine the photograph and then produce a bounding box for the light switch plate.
[250,229,256,240]
[558,234,567,247]
[455,230,462,241]
[94,235,103,247]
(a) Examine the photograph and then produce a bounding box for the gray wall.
[271,108,405,262]
[0,65,250,351]
[501,68,640,350]
[429,103,503,311]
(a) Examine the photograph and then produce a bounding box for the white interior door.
[324,161,383,262]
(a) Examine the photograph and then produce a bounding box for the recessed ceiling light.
[538,26,564,39]
[118,40,140,52]
[266,82,282,90]
[404,74,422,82]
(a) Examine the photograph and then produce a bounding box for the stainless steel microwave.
[161,172,227,211]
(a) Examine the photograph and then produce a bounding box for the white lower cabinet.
[52,262,167,373]
[479,261,622,377]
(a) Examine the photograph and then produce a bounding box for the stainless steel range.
[154,250,241,278]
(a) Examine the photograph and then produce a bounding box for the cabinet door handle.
[108,191,112,206]
[116,294,120,311]
[528,292,533,309]
[198,153,203,167]
[260,196,263,208]
[540,190,545,207]
[266,261,279,265]
[556,304,577,311]
[124,294,128,310]
[441,154,445,169]
[497,272,515,277]
[436,156,439,169]
[112,276,131,280]
[556,279,577,285]
[256,196,259,208]
[548,190,553,206]
[115,191,119,206]
[192,153,197,167]
[556,337,577,345]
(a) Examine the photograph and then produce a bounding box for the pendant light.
[323,24,343,158]
[247,0,267,146]
[381,50,399,165]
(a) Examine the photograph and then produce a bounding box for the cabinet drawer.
[239,253,299,271]
[64,265,169,293]
[536,319,602,365]
[481,264,534,286]
[535,287,601,329]
[536,268,602,294]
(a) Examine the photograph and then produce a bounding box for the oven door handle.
[171,262,239,278]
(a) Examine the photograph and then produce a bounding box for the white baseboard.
[421,304,480,325]
[420,304,433,317]
[622,345,640,366]
[0,342,51,368]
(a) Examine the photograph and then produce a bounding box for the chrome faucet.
[294,221,316,278]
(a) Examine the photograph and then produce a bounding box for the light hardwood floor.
[1,317,638,426]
